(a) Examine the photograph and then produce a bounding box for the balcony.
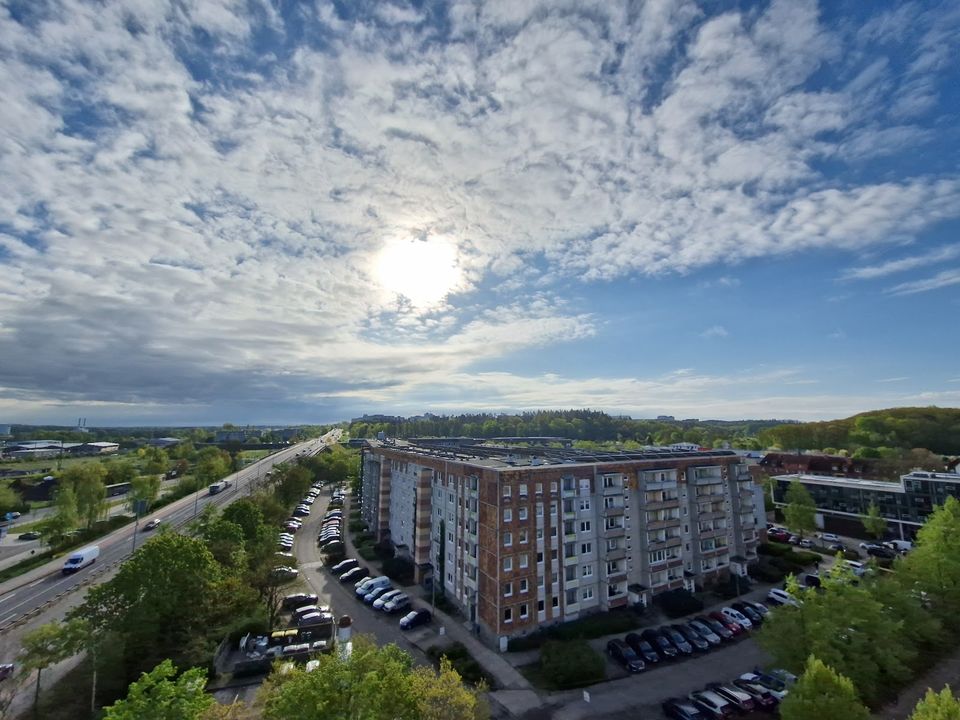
[605,547,627,561]
[602,505,625,518]
[602,483,623,496]
[643,480,678,491]
[642,499,679,511]
[698,527,727,540]
[562,486,577,497]
[647,536,682,550]
[694,491,725,503]
[693,473,723,486]
[646,517,681,530]
[563,554,579,566]
[604,566,627,580]
[563,510,576,520]
[602,525,626,539]
[737,471,753,481]
[564,532,577,543]
[697,510,726,521]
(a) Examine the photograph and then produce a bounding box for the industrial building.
[360,439,763,648]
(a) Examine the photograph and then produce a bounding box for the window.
[538,574,545,587]
[520,578,528,593]
[536,482,543,495]
[503,531,512,547]
[536,502,544,517]
[519,507,528,521]
[503,508,512,522]
[538,599,545,612]
[581,564,593,578]
[550,502,558,515]
[565,566,577,581]
[580,542,592,555]
[550,526,558,537]
[579,520,591,533]
[603,496,617,509]
[551,549,558,560]
[581,587,594,601]
[503,484,511,498]
[650,550,667,564]
[536,527,544,540]
[519,529,528,544]
[564,542,576,556]
[564,521,575,535]
[503,556,513,572]
[520,603,529,619]
[519,554,529,569]
[551,571,559,584]
[607,538,619,551]
[579,498,592,511]
[504,607,512,622]
[503,582,513,597]
[537,551,544,563]
[550,481,558,493]
[606,561,621,574]
[552,596,560,608]
[565,588,577,604]
[519,484,528,498]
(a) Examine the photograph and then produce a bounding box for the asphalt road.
[0,435,332,633]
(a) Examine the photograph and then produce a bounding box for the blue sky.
[0,0,958,426]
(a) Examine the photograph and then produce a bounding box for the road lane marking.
[0,592,17,604]
[27,579,44,588]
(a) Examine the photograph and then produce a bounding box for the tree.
[899,496,960,632]
[195,448,230,488]
[20,619,87,718]
[258,636,487,720]
[861,502,888,540]
[102,659,213,720]
[757,570,914,705]
[74,533,253,682]
[143,448,169,476]
[779,655,870,720]
[42,484,80,545]
[129,474,162,514]
[62,463,109,528]
[0,485,22,514]
[783,480,817,539]
[909,686,960,720]
[105,460,137,486]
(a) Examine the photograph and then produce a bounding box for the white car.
[820,532,841,543]
[720,607,752,629]
[798,538,814,549]
[142,518,162,531]
[373,589,403,610]
[383,593,410,613]
[767,588,801,607]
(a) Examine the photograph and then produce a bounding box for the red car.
[709,611,745,636]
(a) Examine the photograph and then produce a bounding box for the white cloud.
[700,325,729,338]
[841,245,960,280]
[876,377,909,383]
[886,270,960,296]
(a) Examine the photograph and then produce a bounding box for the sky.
[0,0,959,427]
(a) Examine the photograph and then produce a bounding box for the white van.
[884,539,913,553]
[62,545,100,574]
[843,559,867,577]
[767,588,802,607]
[356,576,390,597]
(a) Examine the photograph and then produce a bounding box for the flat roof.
[369,439,737,469]
[773,473,905,492]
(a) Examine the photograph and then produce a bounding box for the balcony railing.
[602,505,625,517]
[602,484,623,495]
[602,526,626,539]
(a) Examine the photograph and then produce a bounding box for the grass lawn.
[238,449,272,462]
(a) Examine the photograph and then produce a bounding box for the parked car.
[803,573,822,589]
[356,576,390,596]
[275,551,295,561]
[662,698,706,720]
[767,529,790,542]
[673,624,710,652]
[686,620,721,646]
[867,545,896,559]
[707,683,755,713]
[696,616,734,641]
[828,542,846,552]
[373,588,403,610]
[641,628,678,659]
[732,680,779,711]
[399,608,432,630]
[364,584,394,604]
[766,588,801,607]
[744,600,769,617]
[731,602,763,625]
[660,626,693,655]
[17,532,41,541]
[292,507,310,517]
[270,566,299,582]
[719,607,752,630]
[769,668,798,686]
[339,567,369,583]
[820,532,841,543]
[739,672,789,701]
[624,633,661,663]
[606,639,645,672]
[142,518,162,531]
[383,593,410,613]
[331,558,359,575]
[689,690,734,719]
[709,611,746,635]
[798,538,814,549]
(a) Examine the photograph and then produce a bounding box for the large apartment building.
[360,440,763,648]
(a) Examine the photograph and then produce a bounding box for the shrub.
[655,589,704,619]
[792,550,821,565]
[225,611,269,643]
[758,542,792,557]
[506,610,643,651]
[348,520,366,533]
[357,543,378,561]
[354,531,374,544]
[426,642,491,687]
[713,574,752,599]
[383,556,415,585]
[323,545,346,565]
[539,640,605,689]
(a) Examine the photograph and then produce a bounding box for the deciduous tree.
[861,502,887,540]
[129,474,162,514]
[62,463,109,529]
[784,480,817,539]
[899,496,960,632]
[20,619,87,718]
[102,659,213,720]
[909,686,960,720]
[779,655,869,720]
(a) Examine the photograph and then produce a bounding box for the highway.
[0,434,333,635]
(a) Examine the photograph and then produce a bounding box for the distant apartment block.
[770,469,960,540]
[360,440,763,648]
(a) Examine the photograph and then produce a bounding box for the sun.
[374,236,463,307]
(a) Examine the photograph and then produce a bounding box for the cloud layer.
[0,0,958,423]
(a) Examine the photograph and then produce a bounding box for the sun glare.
[374,236,463,307]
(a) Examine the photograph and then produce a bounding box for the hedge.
[539,640,605,689]
[506,609,643,651]
[426,642,492,687]
[655,589,704,619]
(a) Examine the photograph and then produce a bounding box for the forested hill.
[758,407,960,456]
